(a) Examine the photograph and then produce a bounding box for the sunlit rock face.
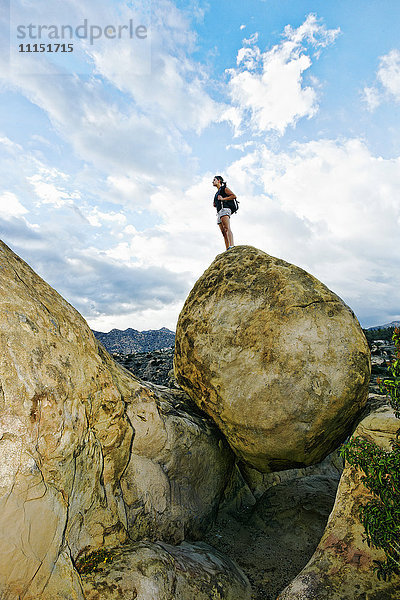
[174,245,370,473]
[0,240,233,600]
[277,406,400,600]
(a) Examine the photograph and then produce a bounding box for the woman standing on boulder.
[212,175,237,250]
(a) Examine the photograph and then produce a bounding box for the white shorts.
[217,207,232,224]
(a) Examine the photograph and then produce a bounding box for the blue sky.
[1,0,400,331]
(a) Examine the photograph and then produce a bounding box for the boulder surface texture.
[0,240,234,600]
[277,406,400,600]
[174,245,370,472]
[80,540,251,600]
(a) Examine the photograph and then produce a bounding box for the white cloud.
[0,137,23,153]
[377,49,400,101]
[28,167,81,207]
[0,131,195,329]
[1,0,226,191]
[222,138,400,326]
[226,141,255,152]
[226,14,340,136]
[88,301,183,332]
[362,86,381,111]
[86,208,127,228]
[242,33,259,46]
[106,175,153,206]
[8,71,187,181]
[91,49,223,135]
[1,6,399,333]
[362,49,400,109]
[283,14,340,49]
[236,44,261,70]
[0,192,28,218]
[83,0,225,134]
[120,177,222,276]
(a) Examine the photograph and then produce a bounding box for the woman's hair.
[214,175,226,186]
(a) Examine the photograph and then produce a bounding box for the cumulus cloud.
[226,14,340,135]
[362,49,400,109]
[88,1,225,135]
[1,6,399,332]
[2,0,226,192]
[224,138,400,326]
[377,49,400,101]
[0,192,28,218]
[362,86,381,111]
[3,217,190,328]
[0,137,193,329]
[61,250,190,317]
[28,167,81,207]
[110,135,400,327]
[2,69,188,185]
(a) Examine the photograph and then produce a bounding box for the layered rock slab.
[80,540,251,600]
[120,382,234,544]
[277,406,400,599]
[174,245,370,472]
[0,240,233,599]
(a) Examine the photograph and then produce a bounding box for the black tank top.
[214,185,227,212]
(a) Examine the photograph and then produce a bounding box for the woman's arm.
[218,187,236,201]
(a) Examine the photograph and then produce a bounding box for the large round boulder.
[174,246,370,472]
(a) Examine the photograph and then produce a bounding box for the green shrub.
[340,327,400,581]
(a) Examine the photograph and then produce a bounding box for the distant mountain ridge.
[92,327,175,354]
[367,321,400,331]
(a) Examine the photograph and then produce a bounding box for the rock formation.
[120,382,234,544]
[277,405,400,599]
[202,450,344,599]
[80,540,251,600]
[0,240,238,599]
[174,245,370,472]
[238,448,344,501]
[113,348,176,387]
[3,239,389,600]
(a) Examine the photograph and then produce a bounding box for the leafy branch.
[340,327,400,581]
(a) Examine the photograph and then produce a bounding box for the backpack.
[219,185,239,214]
[224,198,239,214]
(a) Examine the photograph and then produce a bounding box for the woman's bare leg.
[219,222,229,249]
[221,215,234,248]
